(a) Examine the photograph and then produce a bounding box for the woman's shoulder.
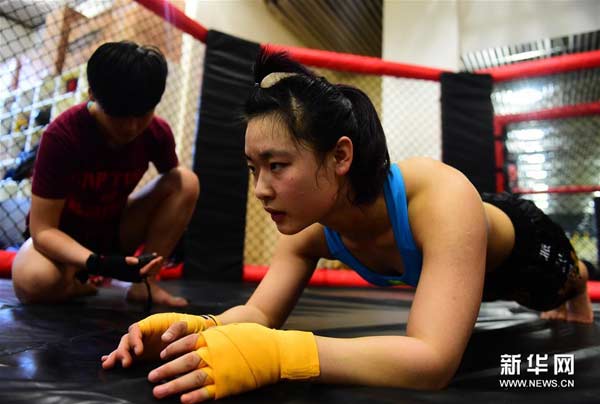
[396,157,447,175]
[396,157,477,203]
[396,157,457,188]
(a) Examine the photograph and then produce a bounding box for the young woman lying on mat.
[101,50,593,402]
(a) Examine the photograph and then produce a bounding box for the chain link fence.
[0,0,203,248]
[0,0,447,268]
[1,1,448,270]
[495,68,600,265]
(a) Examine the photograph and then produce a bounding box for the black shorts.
[23,221,123,255]
[481,192,580,311]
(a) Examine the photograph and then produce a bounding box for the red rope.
[135,0,208,43]
[478,50,600,82]
[262,44,447,81]
[513,185,600,195]
[244,265,412,288]
[243,264,600,300]
[494,101,600,136]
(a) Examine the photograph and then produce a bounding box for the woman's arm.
[216,223,326,326]
[317,159,487,389]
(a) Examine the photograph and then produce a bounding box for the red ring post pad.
[589,281,600,302]
[243,265,600,301]
[0,250,16,278]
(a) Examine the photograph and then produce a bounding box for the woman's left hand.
[148,333,215,403]
[146,323,319,403]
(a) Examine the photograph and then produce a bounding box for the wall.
[383,0,600,68]
[383,0,460,70]
[186,0,305,47]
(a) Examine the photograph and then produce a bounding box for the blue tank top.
[323,164,423,287]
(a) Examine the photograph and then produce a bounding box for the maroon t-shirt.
[31,103,178,252]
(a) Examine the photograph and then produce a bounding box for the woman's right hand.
[101,313,220,369]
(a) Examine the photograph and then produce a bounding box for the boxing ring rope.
[477,49,600,82]
[135,0,447,80]
[261,44,447,80]
[135,0,600,296]
[515,185,600,195]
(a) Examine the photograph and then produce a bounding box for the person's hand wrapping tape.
[83,253,156,282]
[193,323,320,399]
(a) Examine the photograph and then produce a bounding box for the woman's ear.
[88,89,95,101]
[333,136,353,176]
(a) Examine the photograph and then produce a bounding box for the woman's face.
[245,115,340,235]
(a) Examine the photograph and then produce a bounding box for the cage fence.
[3,0,597,272]
[492,66,600,266]
[0,0,203,248]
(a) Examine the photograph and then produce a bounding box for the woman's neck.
[320,192,390,244]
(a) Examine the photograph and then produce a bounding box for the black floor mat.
[1,279,599,403]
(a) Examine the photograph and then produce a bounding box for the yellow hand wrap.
[194,323,320,399]
[136,313,219,361]
[138,313,220,335]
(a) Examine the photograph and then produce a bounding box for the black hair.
[244,49,390,205]
[87,41,168,116]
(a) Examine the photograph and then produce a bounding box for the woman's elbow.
[410,355,458,391]
[422,370,454,391]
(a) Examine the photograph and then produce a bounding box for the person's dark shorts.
[23,220,123,255]
[481,192,580,311]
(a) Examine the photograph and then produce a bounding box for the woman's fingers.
[152,366,214,401]
[160,333,204,361]
[101,334,133,369]
[127,323,145,356]
[162,320,189,343]
[148,350,205,383]
[180,384,216,404]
